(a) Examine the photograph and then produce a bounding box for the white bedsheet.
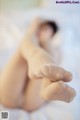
[0,9,80,120]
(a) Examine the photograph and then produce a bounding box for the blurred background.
[0,0,80,120]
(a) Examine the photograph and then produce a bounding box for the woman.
[0,18,76,112]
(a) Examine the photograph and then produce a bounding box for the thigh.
[22,78,45,112]
[0,50,28,107]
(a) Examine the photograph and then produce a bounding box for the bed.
[0,2,80,119]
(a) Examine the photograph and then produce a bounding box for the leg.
[22,78,45,112]
[0,18,41,108]
[0,50,28,108]
[22,78,76,112]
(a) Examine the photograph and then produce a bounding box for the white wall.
[0,0,41,10]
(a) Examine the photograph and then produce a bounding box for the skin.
[0,18,76,112]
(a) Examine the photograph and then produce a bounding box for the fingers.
[40,81,76,103]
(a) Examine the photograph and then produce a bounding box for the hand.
[28,17,43,34]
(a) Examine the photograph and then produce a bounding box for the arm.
[20,18,65,81]
[20,18,45,61]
